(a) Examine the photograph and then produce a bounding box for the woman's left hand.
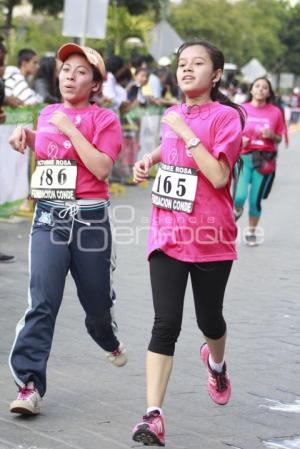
[162,111,191,140]
[261,128,273,139]
[49,111,76,137]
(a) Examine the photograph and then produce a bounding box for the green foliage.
[0,0,63,16]
[1,2,155,61]
[106,4,154,55]
[279,3,300,74]
[167,0,300,76]
[232,0,287,69]
[0,0,300,77]
[31,0,63,16]
[0,0,22,29]
[118,0,161,16]
[169,0,290,70]
[0,0,21,11]
[6,16,66,63]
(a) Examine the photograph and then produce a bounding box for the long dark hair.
[176,39,245,128]
[247,76,288,146]
[247,77,276,104]
[105,55,124,76]
[35,56,57,97]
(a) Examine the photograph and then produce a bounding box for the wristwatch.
[185,137,201,150]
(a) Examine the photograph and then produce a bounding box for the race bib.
[152,163,198,214]
[30,160,77,201]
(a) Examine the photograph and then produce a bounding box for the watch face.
[187,137,200,148]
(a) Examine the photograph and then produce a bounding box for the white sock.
[27,381,35,390]
[147,406,163,416]
[209,354,224,373]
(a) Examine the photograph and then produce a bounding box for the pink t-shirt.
[34,103,122,199]
[241,102,286,154]
[148,101,243,263]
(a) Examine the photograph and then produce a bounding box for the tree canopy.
[118,0,161,16]
[31,0,63,15]
[0,0,300,75]
[168,0,293,72]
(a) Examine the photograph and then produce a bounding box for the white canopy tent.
[241,58,268,83]
[148,20,183,62]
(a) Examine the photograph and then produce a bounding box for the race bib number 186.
[30,159,77,201]
[152,163,198,214]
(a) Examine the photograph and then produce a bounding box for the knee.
[249,199,261,217]
[234,190,247,208]
[149,320,181,356]
[197,314,226,340]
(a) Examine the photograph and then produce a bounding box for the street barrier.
[0,107,38,217]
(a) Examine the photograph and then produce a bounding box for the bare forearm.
[24,128,36,149]
[68,128,112,180]
[191,146,229,188]
[181,130,229,189]
[149,145,161,166]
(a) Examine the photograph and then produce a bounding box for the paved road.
[0,131,299,449]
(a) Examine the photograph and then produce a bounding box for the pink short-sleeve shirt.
[34,103,122,199]
[148,101,242,262]
[241,102,286,153]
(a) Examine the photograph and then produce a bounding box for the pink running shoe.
[10,386,41,415]
[132,410,165,446]
[200,343,231,405]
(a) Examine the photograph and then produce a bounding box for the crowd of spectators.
[0,42,181,260]
[1,38,297,182]
[0,38,299,261]
[0,41,182,184]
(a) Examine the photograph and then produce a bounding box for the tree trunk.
[5,0,18,32]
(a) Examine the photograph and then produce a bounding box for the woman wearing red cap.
[8,43,127,415]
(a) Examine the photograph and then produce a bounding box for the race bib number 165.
[152,163,198,214]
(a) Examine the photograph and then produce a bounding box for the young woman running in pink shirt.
[8,43,127,416]
[131,39,245,446]
[233,77,286,246]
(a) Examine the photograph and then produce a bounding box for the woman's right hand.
[133,155,152,183]
[9,126,27,154]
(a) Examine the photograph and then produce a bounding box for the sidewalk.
[0,132,299,449]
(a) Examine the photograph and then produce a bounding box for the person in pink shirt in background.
[8,43,127,416]
[131,39,245,446]
[233,77,286,247]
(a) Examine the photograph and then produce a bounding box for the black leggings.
[148,251,233,356]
